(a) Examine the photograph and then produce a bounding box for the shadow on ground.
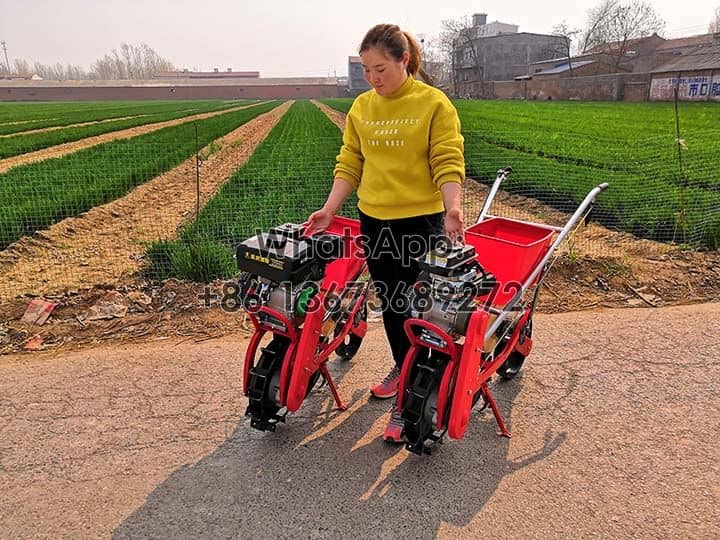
[114,367,564,539]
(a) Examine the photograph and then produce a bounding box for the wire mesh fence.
[0,126,717,301]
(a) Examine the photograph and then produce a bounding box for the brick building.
[153,69,260,80]
[585,32,720,73]
[649,45,720,101]
[453,13,565,94]
[347,56,370,96]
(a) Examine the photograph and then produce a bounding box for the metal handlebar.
[484,181,609,341]
[477,166,513,224]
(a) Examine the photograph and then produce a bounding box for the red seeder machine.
[237,167,607,454]
[236,217,369,432]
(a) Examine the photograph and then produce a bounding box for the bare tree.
[710,6,720,32]
[91,43,175,80]
[550,21,582,74]
[580,0,618,53]
[437,27,459,95]
[581,0,665,68]
[12,58,30,74]
[417,34,451,89]
[439,16,484,95]
[3,44,169,80]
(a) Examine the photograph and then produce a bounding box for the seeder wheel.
[246,335,322,431]
[245,335,288,431]
[401,351,449,455]
[334,303,367,362]
[496,318,532,380]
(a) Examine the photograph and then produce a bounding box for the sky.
[2,0,719,77]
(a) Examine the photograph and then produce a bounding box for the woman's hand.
[306,207,334,234]
[444,207,465,243]
[306,179,355,235]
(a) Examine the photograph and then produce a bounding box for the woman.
[306,23,466,442]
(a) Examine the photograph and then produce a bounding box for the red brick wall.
[471,73,652,101]
[0,84,344,101]
[623,82,649,101]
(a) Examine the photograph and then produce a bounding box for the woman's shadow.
[114,362,565,539]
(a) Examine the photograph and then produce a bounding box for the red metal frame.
[398,216,555,443]
[243,216,368,416]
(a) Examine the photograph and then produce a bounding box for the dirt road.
[1,303,718,538]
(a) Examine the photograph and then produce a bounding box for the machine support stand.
[482,384,512,438]
[320,364,347,411]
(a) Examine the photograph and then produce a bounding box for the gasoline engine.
[236,223,346,431]
[401,243,498,454]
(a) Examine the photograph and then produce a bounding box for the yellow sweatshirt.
[333,75,465,220]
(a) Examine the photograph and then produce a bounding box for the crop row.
[453,101,720,189]
[0,101,281,249]
[148,100,351,280]
[0,101,260,158]
[463,133,720,248]
[320,98,720,247]
[0,100,245,135]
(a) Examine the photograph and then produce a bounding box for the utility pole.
[1,41,10,72]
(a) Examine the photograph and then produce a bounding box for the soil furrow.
[0,101,293,299]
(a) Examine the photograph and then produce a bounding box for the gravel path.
[1,303,717,538]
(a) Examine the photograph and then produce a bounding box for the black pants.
[359,210,445,368]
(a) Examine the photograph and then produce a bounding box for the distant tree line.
[0,43,175,80]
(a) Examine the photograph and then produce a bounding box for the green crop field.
[148,100,354,281]
[0,100,258,158]
[2,96,717,288]
[320,98,720,247]
[0,101,281,249]
[0,100,248,135]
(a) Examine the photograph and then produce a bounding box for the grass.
[0,100,259,158]
[0,101,282,249]
[146,100,354,281]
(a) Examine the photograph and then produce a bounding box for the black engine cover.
[236,223,344,284]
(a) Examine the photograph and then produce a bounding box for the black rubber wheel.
[335,303,367,362]
[305,369,322,397]
[496,351,526,380]
[402,351,447,455]
[496,318,532,380]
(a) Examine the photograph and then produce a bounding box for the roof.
[652,45,720,72]
[465,31,563,42]
[0,77,341,88]
[657,33,717,50]
[586,33,663,54]
[154,70,260,79]
[0,73,34,80]
[587,32,719,55]
[349,56,362,63]
[530,52,601,65]
[535,60,596,75]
